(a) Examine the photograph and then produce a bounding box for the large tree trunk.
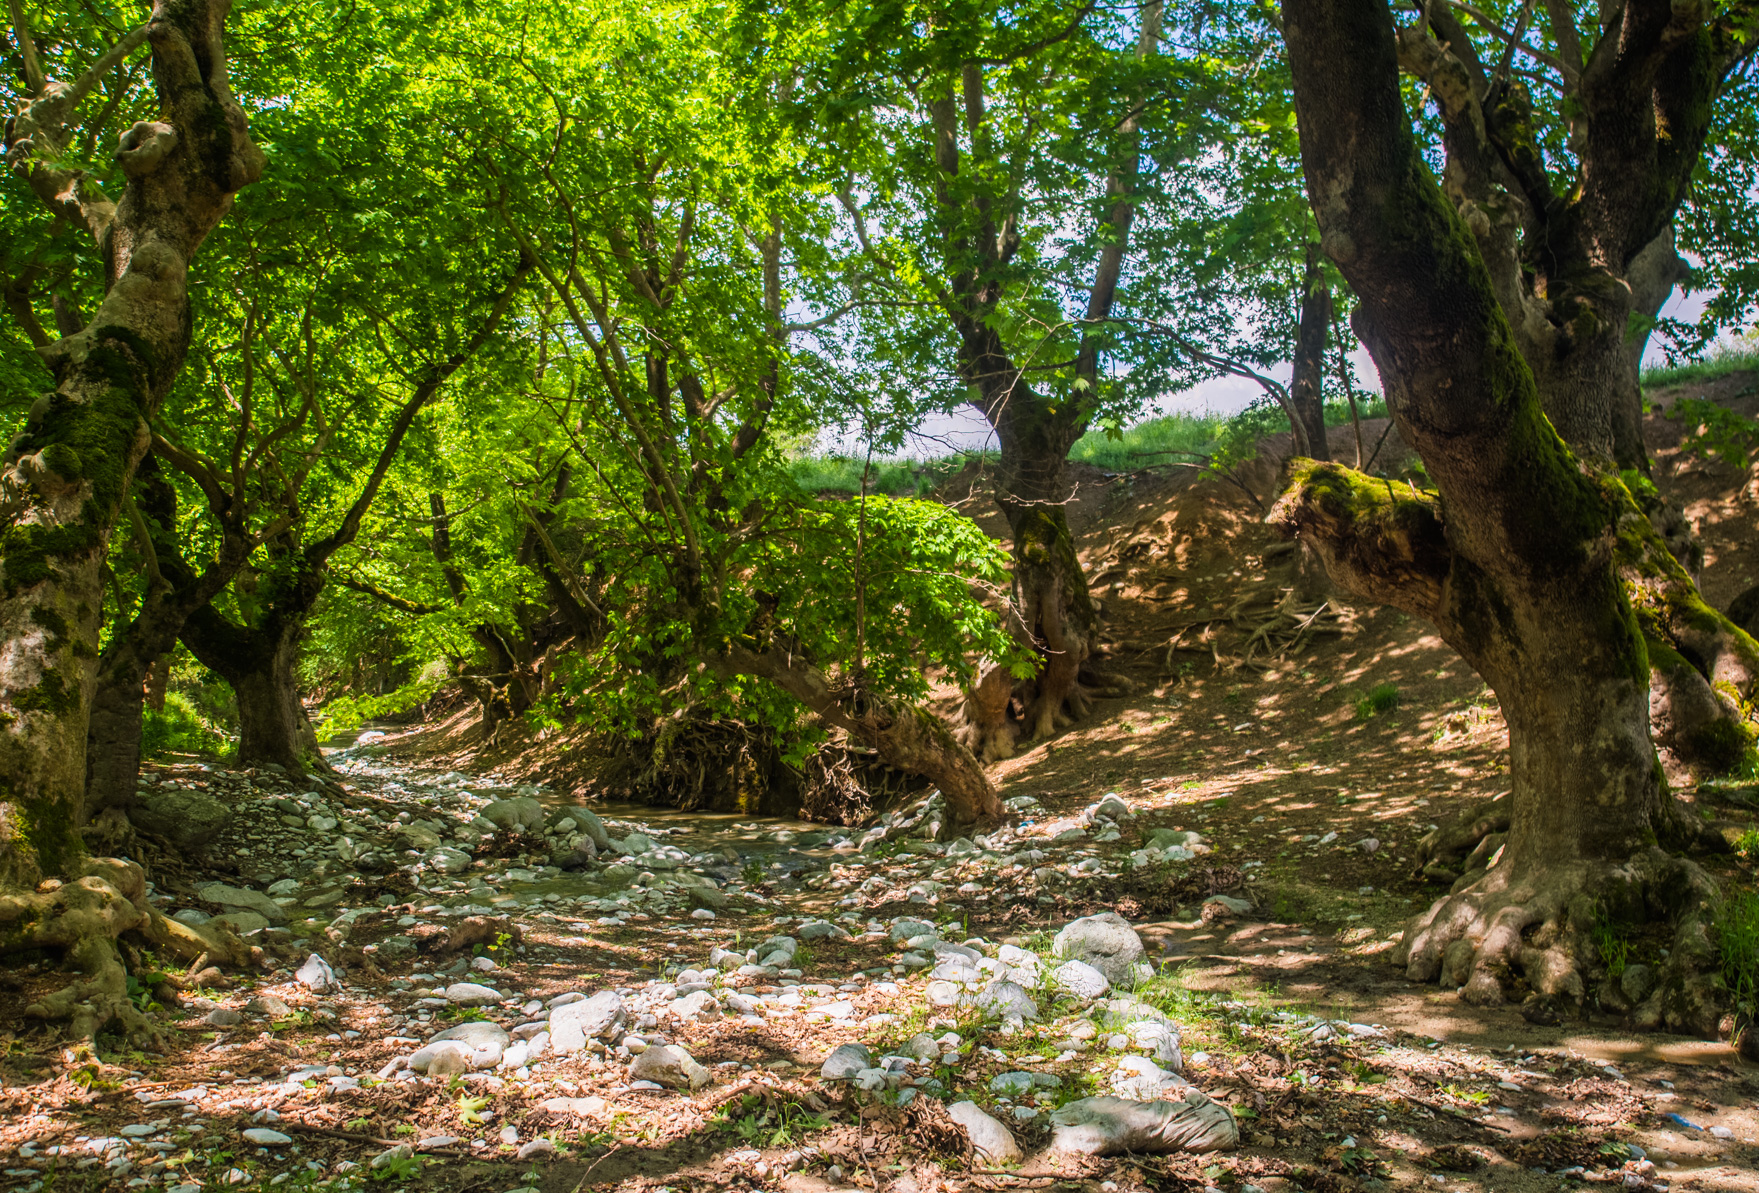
[230,629,321,771]
[994,403,1097,741]
[86,643,155,819]
[0,0,262,1044]
[86,456,254,815]
[182,595,322,773]
[1276,0,1744,1034]
[0,1,261,888]
[944,10,1161,764]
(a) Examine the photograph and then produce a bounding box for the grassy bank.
[794,394,1392,496]
[1642,339,1759,388]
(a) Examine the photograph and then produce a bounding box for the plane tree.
[0,0,264,1041]
[1274,0,1759,1030]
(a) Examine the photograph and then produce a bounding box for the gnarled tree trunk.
[0,0,262,1042]
[0,0,261,889]
[1276,0,1751,1034]
[952,6,1162,761]
[181,589,322,773]
[716,643,1001,824]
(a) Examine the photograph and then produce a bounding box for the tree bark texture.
[86,456,254,816]
[1288,244,1331,462]
[0,0,262,885]
[1276,0,1755,1029]
[181,566,325,773]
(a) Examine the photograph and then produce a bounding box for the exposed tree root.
[0,857,249,1045]
[1396,848,1727,1035]
[1411,795,1512,888]
[956,662,1020,763]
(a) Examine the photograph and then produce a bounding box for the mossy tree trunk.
[1276,0,1754,1030]
[0,0,262,887]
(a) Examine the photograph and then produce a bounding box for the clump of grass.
[1591,917,1631,980]
[1354,682,1400,720]
[1734,827,1759,861]
[1719,889,1759,1016]
[1642,338,1759,389]
[789,453,987,497]
[1068,411,1234,471]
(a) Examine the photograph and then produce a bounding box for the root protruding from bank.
[0,857,250,1045]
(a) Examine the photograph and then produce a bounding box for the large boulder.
[1050,1094,1237,1156]
[1052,913,1145,984]
[479,797,544,831]
[196,882,288,925]
[131,788,233,851]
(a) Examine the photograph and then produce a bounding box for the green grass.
[793,393,1396,494]
[1719,889,1759,1016]
[789,453,989,497]
[141,691,234,759]
[1735,826,1759,861]
[1068,410,1233,470]
[1642,339,1759,389]
[1354,682,1400,720]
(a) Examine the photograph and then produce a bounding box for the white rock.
[1052,913,1145,984]
[295,953,337,992]
[242,1128,292,1146]
[444,982,502,1006]
[629,1044,710,1090]
[370,1144,413,1169]
[1111,1056,1188,1101]
[550,990,625,1053]
[820,1044,873,1081]
[1053,959,1111,999]
[671,990,722,1023]
[1050,1094,1237,1156]
[972,979,1038,1022]
[947,1102,1021,1162]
